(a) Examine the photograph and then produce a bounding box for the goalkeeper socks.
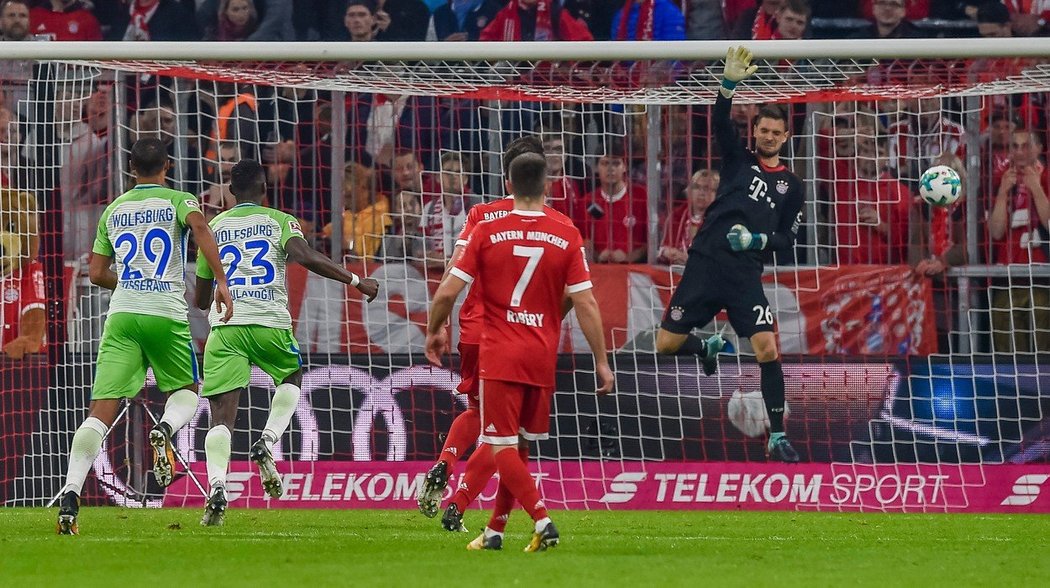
[62,416,108,495]
[760,360,786,434]
[439,408,481,473]
[674,334,707,356]
[205,425,232,490]
[159,389,199,434]
[493,448,547,523]
[488,444,529,533]
[451,442,497,512]
[262,383,301,445]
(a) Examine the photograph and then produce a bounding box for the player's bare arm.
[285,236,379,302]
[424,274,468,366]
[569,288,614,395]
[186,210,234,323]
[88,252,118,291]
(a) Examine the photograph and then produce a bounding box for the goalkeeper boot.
[441,503,468,532]
[417,460,448,518]
[250,439,283,498]
[201,486,228,527]
[149,423,176,488]
[55,491,79,535]
[700,332,726,377]
[768,435,800,463]
[467,531,503,551]
[524,520,559,553]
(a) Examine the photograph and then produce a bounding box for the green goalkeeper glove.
[727,224,767,251]
[722,46,759,90]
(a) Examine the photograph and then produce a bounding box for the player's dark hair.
[230,159,266,201]
[503,136,544,175]
[129,138,169,176]
[753,104,788,128]
[509,152,547,200]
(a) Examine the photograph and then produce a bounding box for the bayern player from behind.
[655,46,805,462]
[56,138,234,535]
[194,160,379,526]
[425,153,614,552]
[415,136,549,518]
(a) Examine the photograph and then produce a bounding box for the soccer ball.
[918,165,962,207]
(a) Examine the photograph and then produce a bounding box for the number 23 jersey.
[196,203,305,329]
[452,209,592,388]
[93,184,201,321]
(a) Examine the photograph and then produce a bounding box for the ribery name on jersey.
[214,224,274,243]
[506,309,545,327]
[110,208,174,228]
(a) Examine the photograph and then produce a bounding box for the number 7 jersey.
[93,184,202,321]
[196,203,305,329]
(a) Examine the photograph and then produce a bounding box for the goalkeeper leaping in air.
[655,46,804,463]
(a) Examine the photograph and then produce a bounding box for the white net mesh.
[1,46,1048,513]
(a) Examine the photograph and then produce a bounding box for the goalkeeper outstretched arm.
[713,46,759,166]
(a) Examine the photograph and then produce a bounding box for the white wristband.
[350,273,360,287]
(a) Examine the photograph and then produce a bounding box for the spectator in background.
[611,0,685,40]
[197,0,293,41]
[61,85,111,261]
[771,0,810,39]
[976,1,1012,36]
[0,190,44,360]
[376,189,426,261]
[421,152,479,267]
[732,0,782,40]
[1,0,30,40]
[427,0,504,40]
[833,135,912,264]
[980,111,1016,216]
[201,141,240,220]
[987,128,1050,353]
[687,0,724,39]
[323,161,392,260]
[850,0,923,38]
[563,0,619,40]
[658,169,717,265]
[480,0,593,40]
[390,149,439,201]
[203,0,260,40]
[888,97,965,182]
[542,133,584,220]
[859,0,929,21]
[1005,0,1050,36]
[345,0,381,41]
[116,0,198,41]
[0,0,36,138]
[29,0,101,40]
[578,145,649,263]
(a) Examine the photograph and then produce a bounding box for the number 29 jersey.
[451,209,592,388]
[196,203,304,329]
[93,184,201,321]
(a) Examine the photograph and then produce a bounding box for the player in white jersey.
[194,160,379,525]
[57,138,233,535]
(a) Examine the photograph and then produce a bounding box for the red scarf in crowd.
[751,9,775,41]
[616,0,655,40]
[499,0,554,40]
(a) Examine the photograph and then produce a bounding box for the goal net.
[2,41,1048,513]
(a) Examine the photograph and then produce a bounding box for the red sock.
[487,444,529,533]
[493,447,547,523]
[450,442,496,512]
[439,409,480,474]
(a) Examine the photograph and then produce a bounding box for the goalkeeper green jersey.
[92,184,201,322]
[196,203,304,329]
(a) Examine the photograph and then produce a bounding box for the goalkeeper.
[193,160,379,525]
[655,46,804,463]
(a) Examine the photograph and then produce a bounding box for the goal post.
[1,40,1049,513]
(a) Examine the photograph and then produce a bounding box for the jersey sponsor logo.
[485,424,497,433]
[1000,474,1050,506]
[669,306,684,322]
[751,165,761,172]
[110,207,174,228]
[776,180,789,194]
[506,309,545,327]
[599,472,647,504]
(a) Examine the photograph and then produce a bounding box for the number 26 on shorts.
[753,304,774,326]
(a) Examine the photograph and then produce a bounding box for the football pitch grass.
[2,508,1048,586]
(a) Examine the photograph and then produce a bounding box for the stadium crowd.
[0,0,1048,361]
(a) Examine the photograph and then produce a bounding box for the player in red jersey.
[415,137,551,518]
[426,153,614,552]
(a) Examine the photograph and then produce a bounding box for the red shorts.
[457,341,480,409]
[479,379,553,445]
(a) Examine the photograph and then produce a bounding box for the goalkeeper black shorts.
[660,252,774,339]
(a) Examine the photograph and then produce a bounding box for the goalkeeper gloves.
[727,224,767,251]
[722,46,759,90]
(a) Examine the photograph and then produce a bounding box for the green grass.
[1,508,1047,586]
